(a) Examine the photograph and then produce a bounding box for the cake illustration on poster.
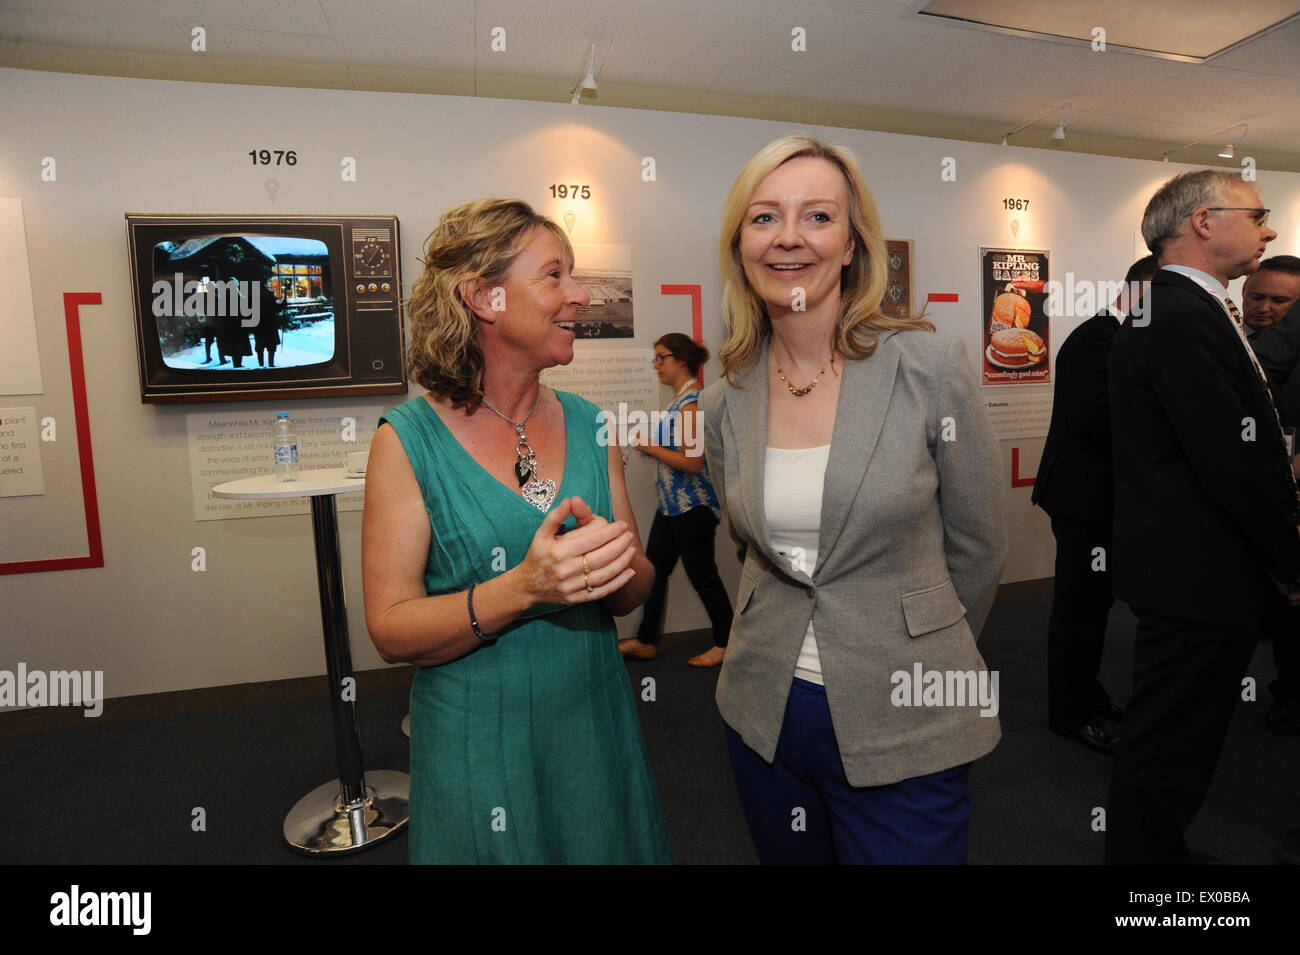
[980,247,1051,386]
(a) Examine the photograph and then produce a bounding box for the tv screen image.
[151,235,337,372]
[127,214,406,404]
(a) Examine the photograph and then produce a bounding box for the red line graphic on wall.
[1010,446,1036,488]
[0,293,105,575]
[660,284,704,385]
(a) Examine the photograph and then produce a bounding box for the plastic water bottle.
[273,411,299,481]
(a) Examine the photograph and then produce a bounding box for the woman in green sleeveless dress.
[362,199,671,864]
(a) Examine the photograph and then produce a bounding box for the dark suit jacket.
[1109,269,1300,627]
[1033,309,1119,524]
[1250,298,1300,428]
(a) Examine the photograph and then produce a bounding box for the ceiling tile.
[707,66,830,99]
[916,0,1297,59]
[604,0,763,74]
[335,34,476,71]
[148,0,335,35]
[0,9,194,53]
[0,0,176,18]
[316,0,475,43]
[1211,18,1300,77]
[847,19,1068,101]
[199,26,344,60]
[822,77,1041,129]
[472,0,633,76]
[728,1,894,80]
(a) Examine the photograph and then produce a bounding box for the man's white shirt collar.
[1161,265,1231,316]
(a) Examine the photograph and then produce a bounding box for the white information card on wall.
[0,407,45,497]
[186,407,382,522]
[0,199,44,396]
[984,389,1054,441]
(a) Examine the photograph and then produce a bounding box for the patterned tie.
[1224,295,1300,515]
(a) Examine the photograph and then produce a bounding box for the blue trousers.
[724,678,972,864]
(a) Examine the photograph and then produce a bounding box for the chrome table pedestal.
[283,771,410,854]
[213,468,409,855]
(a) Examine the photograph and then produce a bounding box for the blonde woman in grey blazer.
[699,135,1008,864]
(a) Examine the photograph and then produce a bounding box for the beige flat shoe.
[619,639,658,660]
[687,648,725,668]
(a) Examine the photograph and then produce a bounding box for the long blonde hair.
[405,198,572,412]
[717,134,932,384]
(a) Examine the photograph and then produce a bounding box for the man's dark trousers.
[1105,603,1259,864]
[1047,515,1114,723]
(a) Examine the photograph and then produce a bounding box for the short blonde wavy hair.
[717,134,933,383]
[405,198,572,412]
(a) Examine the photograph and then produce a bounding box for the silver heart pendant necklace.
[479,391,556,512]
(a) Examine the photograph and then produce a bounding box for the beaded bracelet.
[467,584,493,641]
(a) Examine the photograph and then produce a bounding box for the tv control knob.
[368,283,378,293]
[355,284,365,294]
[381,282,391,293]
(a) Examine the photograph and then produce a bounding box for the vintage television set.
[126,213,406,403]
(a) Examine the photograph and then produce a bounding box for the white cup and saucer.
[344,450,369,478]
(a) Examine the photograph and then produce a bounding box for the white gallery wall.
[3,67,1299,702]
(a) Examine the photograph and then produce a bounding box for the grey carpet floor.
[2,590,1295,865]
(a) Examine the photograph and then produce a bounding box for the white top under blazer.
[763,445,831,685]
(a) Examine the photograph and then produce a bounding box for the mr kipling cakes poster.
[980,248,1051,385]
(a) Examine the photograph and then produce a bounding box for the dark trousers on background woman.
[636,506,733,648]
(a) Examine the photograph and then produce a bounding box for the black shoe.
[1049,718,1118,755]
[1092,695,1126,721]
[1266,699,1300,736]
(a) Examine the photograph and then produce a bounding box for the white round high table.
[212,467,409,855]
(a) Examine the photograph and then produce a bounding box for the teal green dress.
[379,391,673,864]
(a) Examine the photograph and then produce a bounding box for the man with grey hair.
[1107,169,1300,864]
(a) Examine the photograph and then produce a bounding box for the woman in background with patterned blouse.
[619,333,734,667]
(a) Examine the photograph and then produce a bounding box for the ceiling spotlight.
[997,102,1073,148]
[569,41,598,103]
[1159,123,1247,163]
[581,45,598,94]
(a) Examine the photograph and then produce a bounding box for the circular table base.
[283,770,410,856]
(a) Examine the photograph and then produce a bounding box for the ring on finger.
[582,554,592,593]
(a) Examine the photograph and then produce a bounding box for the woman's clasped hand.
[515,495,638,604]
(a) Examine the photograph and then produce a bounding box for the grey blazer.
[699,329,1008,787]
